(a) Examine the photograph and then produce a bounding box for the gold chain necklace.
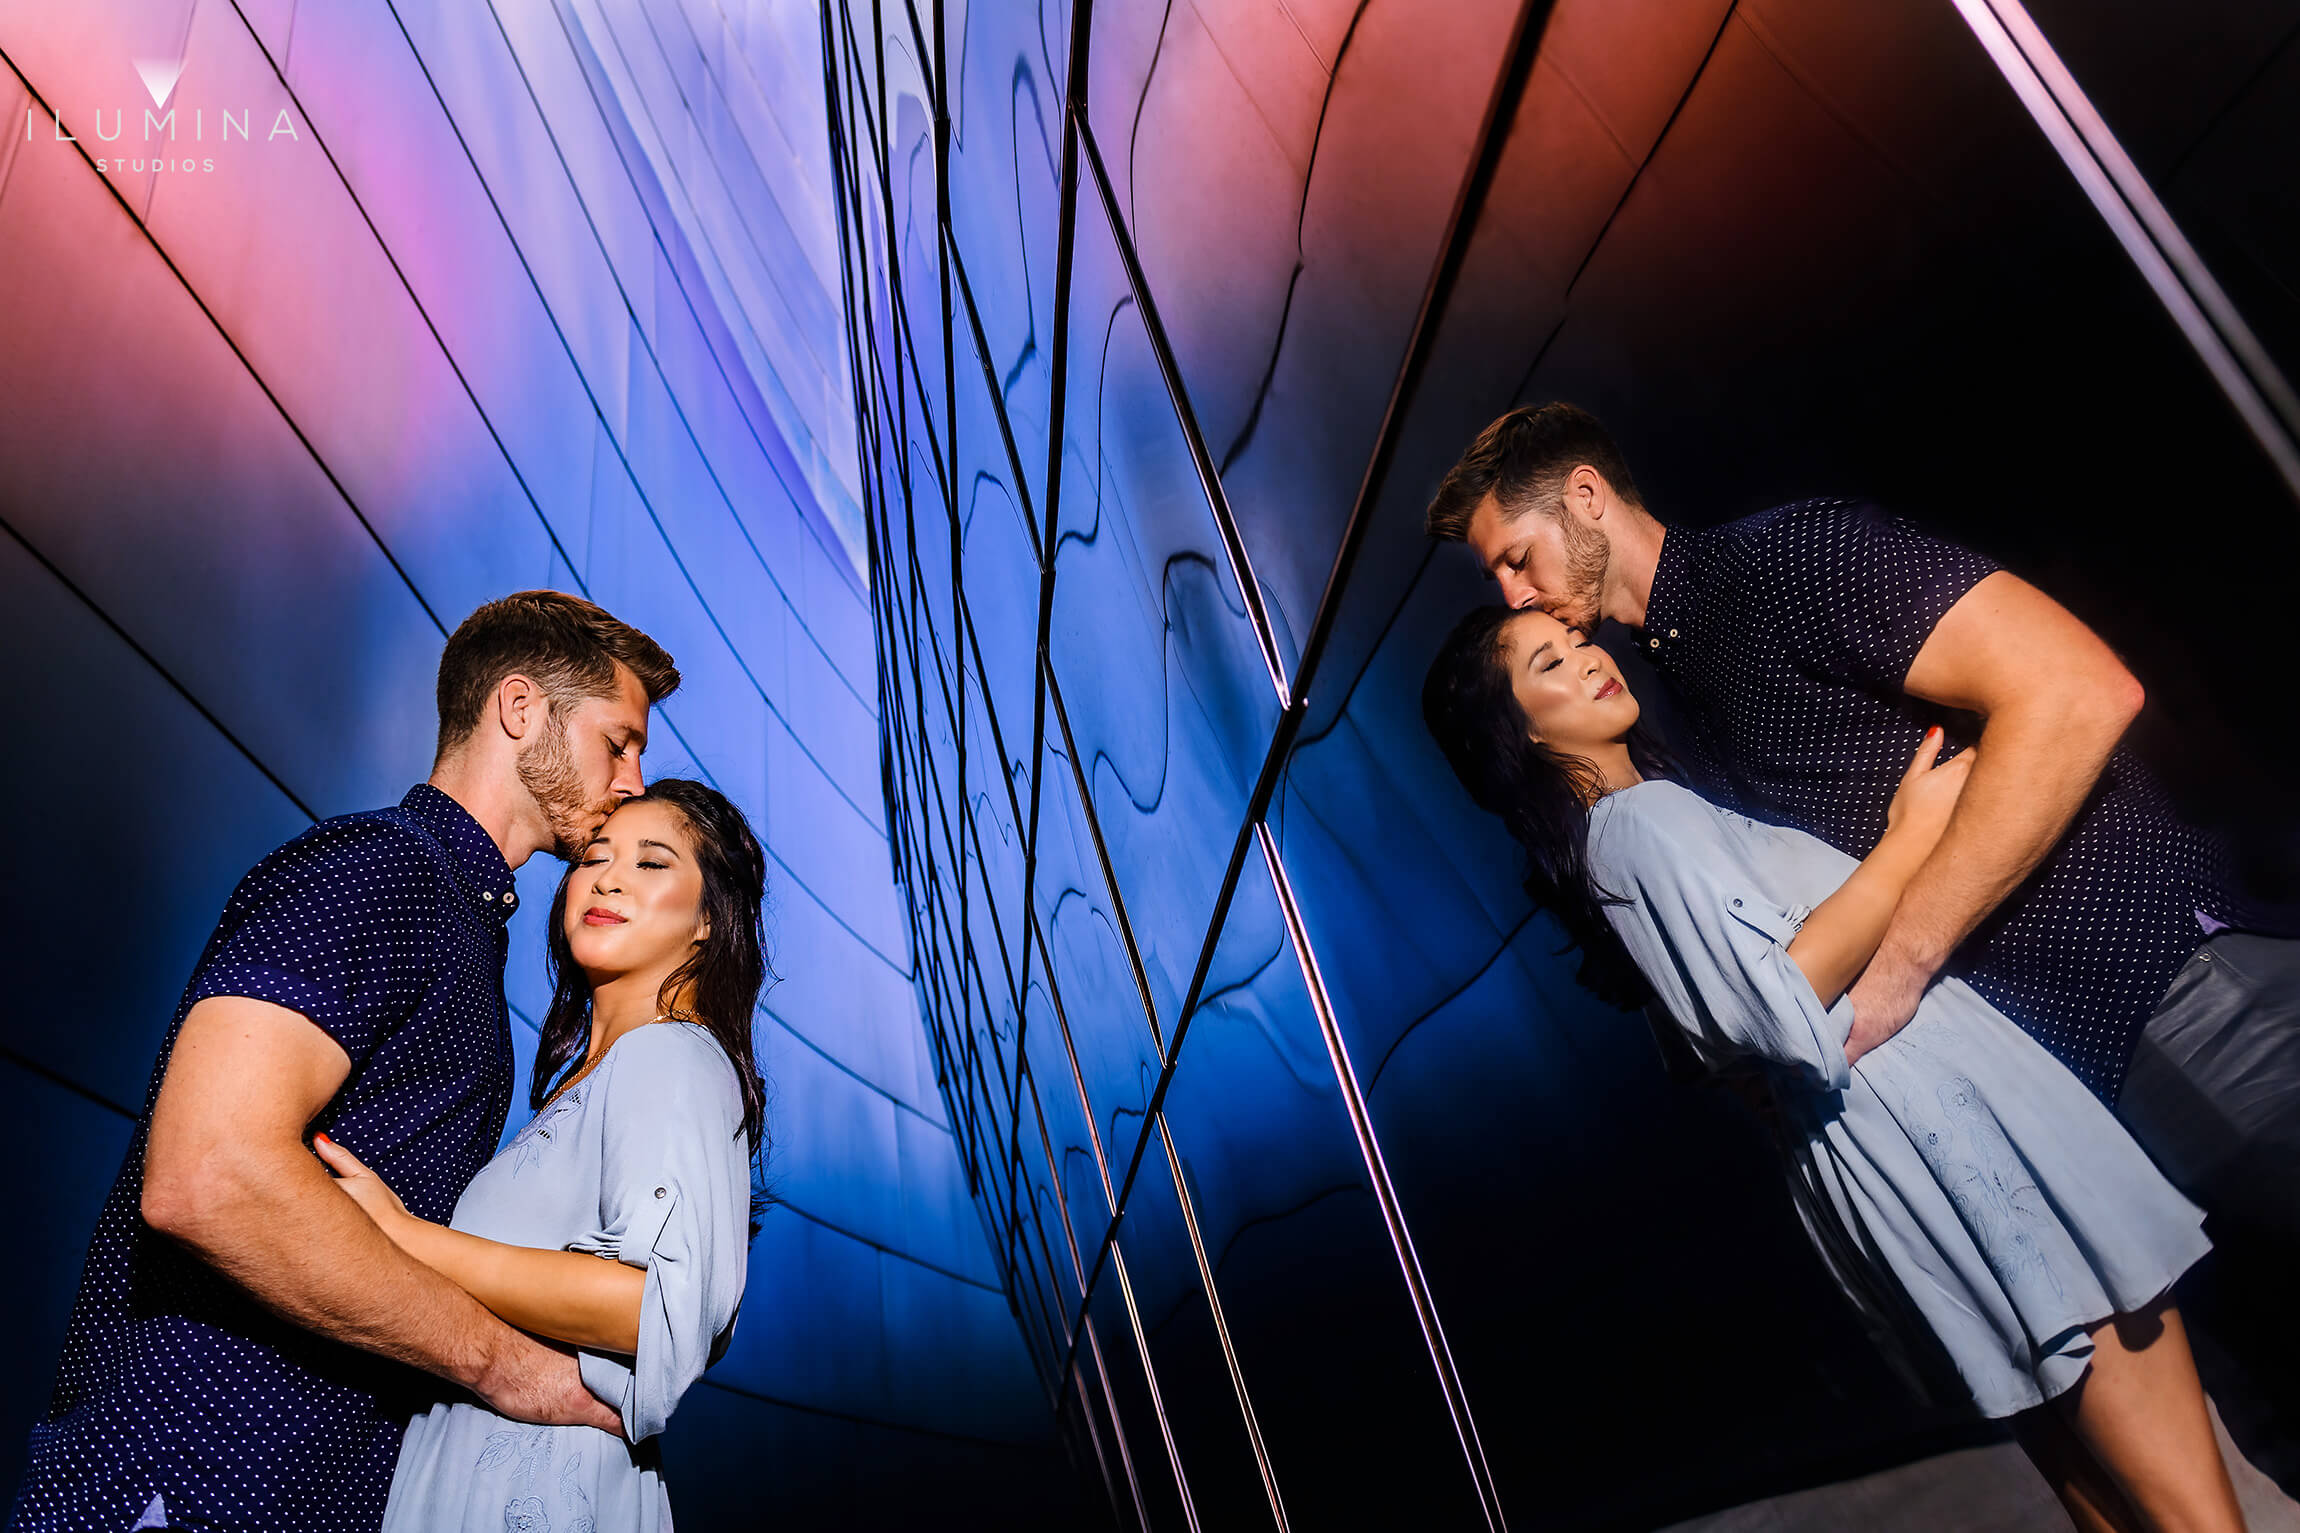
[544,1010,692,1107]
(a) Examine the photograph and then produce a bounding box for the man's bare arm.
[1843,572,2142,1053]
[142,996,620,1432]
[312,1131,644,1355]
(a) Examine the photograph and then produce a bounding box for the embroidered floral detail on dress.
[1906,1073,2067,1303]
[509,1088,585,1178]
[475,1429,526,1472]
[559,1452,598,1533]
[479,1423,565,1532]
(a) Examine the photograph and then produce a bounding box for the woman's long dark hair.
[535,779,773,1168]
[1421,606,1674,1009]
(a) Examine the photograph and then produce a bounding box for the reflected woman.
[1423,607,2242,1533]
[314,779,770,1533]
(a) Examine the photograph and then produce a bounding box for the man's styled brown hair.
[434,590,681,759]
[1425,402,1643,542]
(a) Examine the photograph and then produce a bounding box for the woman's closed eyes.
[1542,639,1594,673]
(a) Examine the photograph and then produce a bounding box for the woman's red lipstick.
[1595,678,1622,700]
[583,907,628,926]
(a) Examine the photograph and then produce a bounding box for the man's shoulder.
[1704,497,1996,608]
[1714,496,1888,551]
[1728,495,2000,563]
[234,802,450,903]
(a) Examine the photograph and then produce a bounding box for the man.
[14,591,680,1533]
[1425,401,2300,1473]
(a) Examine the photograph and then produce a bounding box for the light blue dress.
[1589,781,2209,1418]
[381,1021,751,1531]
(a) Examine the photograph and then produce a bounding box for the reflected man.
[1424,402,2300,1471]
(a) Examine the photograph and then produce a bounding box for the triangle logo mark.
[132,56,185,109]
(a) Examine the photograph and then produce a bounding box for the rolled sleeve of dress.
[563,1023,751,1442]
[1591,783,1858,1092]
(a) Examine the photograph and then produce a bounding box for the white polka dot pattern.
[1645,500,2240,1101]
[14,785,519,1533]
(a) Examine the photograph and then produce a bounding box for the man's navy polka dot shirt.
[14,785,519,1533]
[1641,498,2242,1102]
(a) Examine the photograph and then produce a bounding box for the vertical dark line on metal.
[1156,1112,1290,1530]
[1109,1240,1202,1531]
[1043,662,1169,1057]
[1014,0,1098,1370]
[946,227,1049,563]
[1258,825,1506,1529]
[1073,113,1290,705]
[1083,1322,1151,1531]
[1291,0,1551,707]
[1040,13,1552,1516]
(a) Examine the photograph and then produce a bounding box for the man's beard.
[1555,510,1610,634]
[518,713,608,861]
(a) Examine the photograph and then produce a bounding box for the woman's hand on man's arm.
[144,997,624,1432]
[1848,571,2143,1046]
[1787,730,1970,1029]
[315,1133,645,1356]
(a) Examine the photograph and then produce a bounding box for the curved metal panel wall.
[842,0,2298,1526]
[0,0,1072,1523]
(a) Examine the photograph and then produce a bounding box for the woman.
[314,778,770,1533]
[1423,606,2245,1533]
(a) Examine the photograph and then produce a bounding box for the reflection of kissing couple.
[15,593,766,1532]
[1423,404,2299,1532]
